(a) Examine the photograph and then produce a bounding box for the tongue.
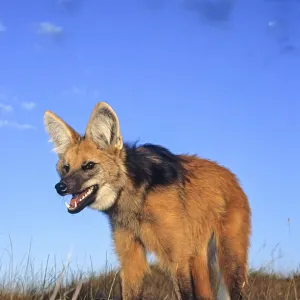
[70,197,79,207]
[70,192,84,207]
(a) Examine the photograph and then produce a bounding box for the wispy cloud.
[0,120,36,130]
[37,22,63,36]
[0,21,6,33]
[21,101,36,111]
[0,103,13,112]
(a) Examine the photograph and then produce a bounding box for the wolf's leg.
[113,228,149,300]
[169,260,194,300]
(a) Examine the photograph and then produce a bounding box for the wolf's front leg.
[113,228,149,300]
[170,261,195,300]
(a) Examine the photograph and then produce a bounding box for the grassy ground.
[1,262,299,300]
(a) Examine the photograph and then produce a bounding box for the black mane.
[124,142,189,190]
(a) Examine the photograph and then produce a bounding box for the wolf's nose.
[55,181,68,195]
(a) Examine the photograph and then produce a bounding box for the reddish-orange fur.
[113,155,251,300]
[44,102,251,300]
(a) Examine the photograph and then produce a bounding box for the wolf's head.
[44,102,126,214]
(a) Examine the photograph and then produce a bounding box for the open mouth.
[65,185,98,214]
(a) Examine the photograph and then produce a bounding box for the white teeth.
[67,186,95,211]
[78,187,94,202]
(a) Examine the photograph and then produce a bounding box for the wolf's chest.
[110,209,157,242]
[112,211,143,236]
[110,208,180,267]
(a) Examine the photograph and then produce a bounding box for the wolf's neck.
[106,184,146,234]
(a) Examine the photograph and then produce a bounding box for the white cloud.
[0,120,36,130]
[0,103,13,112]
[38,22,63,36]
[0,21,6,33]
[21,101,36,110]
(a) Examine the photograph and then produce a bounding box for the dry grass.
[0,237,299,299]
[1,261,300,300]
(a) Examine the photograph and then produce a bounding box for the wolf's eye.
[82,161,96,171]
[63,164,70,174]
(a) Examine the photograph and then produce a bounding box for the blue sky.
[1,0,300,278]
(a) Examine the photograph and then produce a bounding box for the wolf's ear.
[85,102,123,150]
[44,110,80,157]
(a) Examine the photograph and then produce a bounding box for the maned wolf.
[44,102,251,300]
